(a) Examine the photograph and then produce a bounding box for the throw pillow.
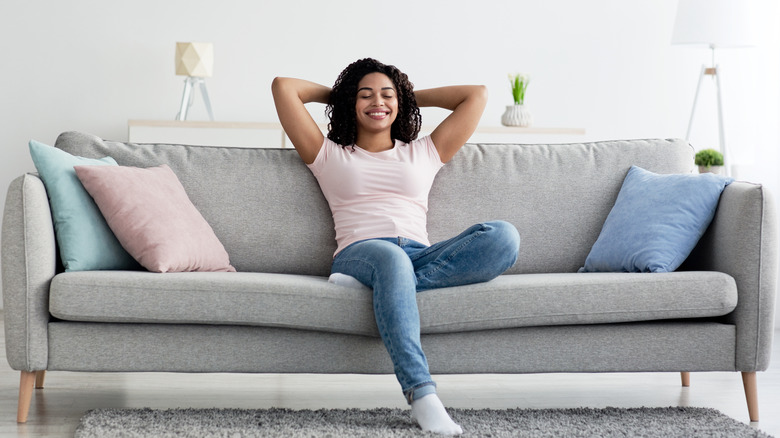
[74,164,235,273]
[28,140,141,271]
[579,165,734,273]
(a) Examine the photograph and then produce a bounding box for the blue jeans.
[331,221,520,403]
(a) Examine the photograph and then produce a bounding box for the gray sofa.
[2,131,776,424]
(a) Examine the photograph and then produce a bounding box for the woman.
[272,58,520,435]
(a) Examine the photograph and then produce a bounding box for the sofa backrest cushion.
[55,132,693,275]
[428,140,696,274]
[56,131,334,275]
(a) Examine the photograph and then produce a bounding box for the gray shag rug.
[73,406,773,438]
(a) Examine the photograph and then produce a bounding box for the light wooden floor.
[1,312,778,437]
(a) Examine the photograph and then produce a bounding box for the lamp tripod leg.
[685,66,707,141]
[176,78,194,121]
[713,66,729,177]
[199,80,215,121]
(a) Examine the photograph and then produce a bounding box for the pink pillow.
[74,164,236,273]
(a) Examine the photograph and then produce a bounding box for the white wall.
[1,1,779,322]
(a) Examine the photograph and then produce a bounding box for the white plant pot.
[698,165,723,174]
[501,104,532,127]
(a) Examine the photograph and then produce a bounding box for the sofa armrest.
[685,181,778,371]
[2,174,56,371]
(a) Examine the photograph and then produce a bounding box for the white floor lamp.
[671,0,755,177]
[175,42,215,121]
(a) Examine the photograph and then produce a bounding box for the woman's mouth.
[367,111,390,120]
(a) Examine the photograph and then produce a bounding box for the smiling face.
[354,72,399,137]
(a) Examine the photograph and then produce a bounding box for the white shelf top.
[128,120,585,135]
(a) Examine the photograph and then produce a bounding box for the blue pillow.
[579,165,733,273]
[28,140,141,271]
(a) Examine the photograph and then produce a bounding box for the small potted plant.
[501,73,532,127]
[695,149,724,174]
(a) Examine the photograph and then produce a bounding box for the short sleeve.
[420,135,446,168]
[306,137,333,177]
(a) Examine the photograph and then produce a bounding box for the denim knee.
[484,220,520,264]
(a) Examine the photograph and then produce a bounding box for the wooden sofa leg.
[680,372,690,387]
[18,371,36,423]
[34,371,46,389]
[742,372,759,422]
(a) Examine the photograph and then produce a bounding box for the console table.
[128,120,585,148]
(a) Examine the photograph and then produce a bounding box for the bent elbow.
[271,77,285,94]
[475,85,489,104]
[271,77,295,97]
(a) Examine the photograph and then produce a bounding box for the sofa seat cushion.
[49,271,737,337]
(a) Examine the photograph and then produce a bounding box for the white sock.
[327,273,368,290]
[411,394,463,435]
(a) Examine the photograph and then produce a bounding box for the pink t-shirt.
[307,135,445,256]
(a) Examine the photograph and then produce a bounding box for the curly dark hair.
[326,58,421,147]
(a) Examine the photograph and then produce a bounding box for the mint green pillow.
[28,140,140,271]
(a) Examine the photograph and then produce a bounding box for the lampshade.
[671,0,756,48]
[175,42,213,77]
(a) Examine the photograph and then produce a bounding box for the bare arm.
[271,77,330,164]
[415,85,488,163]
